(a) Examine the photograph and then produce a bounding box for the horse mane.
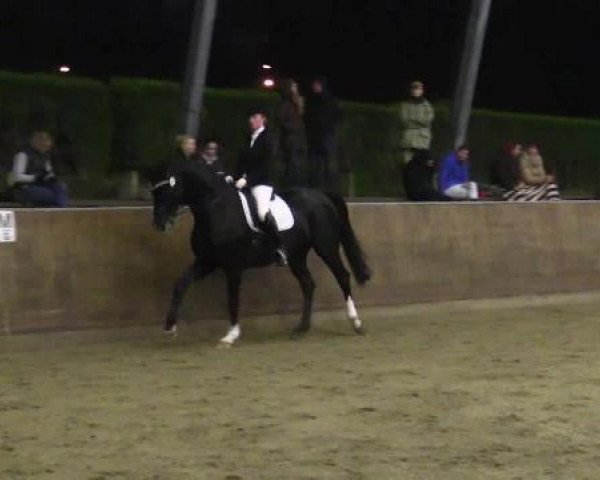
[159,160,226,201]
[171,161,247,244]
[177,161,219,188]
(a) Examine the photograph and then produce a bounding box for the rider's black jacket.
[235,128,276,186]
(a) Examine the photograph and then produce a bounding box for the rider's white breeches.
[444,182,478,200]
[251,185,273,222]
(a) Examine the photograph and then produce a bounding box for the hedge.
[2,71,600,198]
[109,77,181,172]
[0,71,111,175]
[336,101,400,197]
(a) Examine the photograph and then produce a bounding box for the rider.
[227,107,288,267]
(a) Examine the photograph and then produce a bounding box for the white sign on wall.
[0,211,16,243]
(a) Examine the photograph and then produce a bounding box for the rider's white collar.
[250,126,265,147]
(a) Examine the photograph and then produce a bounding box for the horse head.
[150,169,185,232]
[150,161,222,232]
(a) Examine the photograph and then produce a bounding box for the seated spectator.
[490,142,522,191]
[198,138,226,176]
[403,149,451,201]
[174,134,197,164]
[8,131,69,207]
[437,145,478,200]
[504,143,560,201]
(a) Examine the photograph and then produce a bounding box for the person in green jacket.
[399,80,435,165]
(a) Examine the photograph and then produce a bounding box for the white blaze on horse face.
[220,324,241,345]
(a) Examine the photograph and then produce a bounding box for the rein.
[150,176,176,192]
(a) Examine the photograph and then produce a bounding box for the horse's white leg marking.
[220,324,241,345]
[346,296,362,330]
[165,324,178,336]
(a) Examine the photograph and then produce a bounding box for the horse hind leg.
[345,295,363,335]
[317,248,364,335]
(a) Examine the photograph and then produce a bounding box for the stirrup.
[275,248,288,267]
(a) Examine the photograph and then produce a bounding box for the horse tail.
[325,192,372,285]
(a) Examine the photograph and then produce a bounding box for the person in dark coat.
[198,138,226,177]
[173,134,198,165]
[304,76,343,190]
[228,107,287,266]
[8,131,69,207]
[403,149,451,201]
[276,78,307,187]
[489,142,522,191]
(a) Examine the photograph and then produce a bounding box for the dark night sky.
[2,0,599,117]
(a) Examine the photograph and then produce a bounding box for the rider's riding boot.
[263,211,288,267]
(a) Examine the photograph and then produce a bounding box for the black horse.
[151,162,372,345]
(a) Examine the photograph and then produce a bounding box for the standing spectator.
[8,131,69,207]
[174,134,197,164]
[438,145,478,200]
[490,142,522,191]
[399,80,435,166]
[198,138,226,176]
[276,78,307,188]
[304,76,343,191]
[403,149,451,201]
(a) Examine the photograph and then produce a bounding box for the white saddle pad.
[238,192,294,232]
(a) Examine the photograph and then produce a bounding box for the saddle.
[237,190,294,232]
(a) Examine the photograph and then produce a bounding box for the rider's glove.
[235,177,247,189]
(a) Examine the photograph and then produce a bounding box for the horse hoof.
[219,325,240,347]
[164,325,178,338]
[290,327,309,340]
[349,318,365,335]
[217,340,233,349]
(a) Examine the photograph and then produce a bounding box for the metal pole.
[181,0,218,137]
[450,0,492,148]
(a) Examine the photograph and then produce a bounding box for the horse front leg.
[289,256,315,339]
[219,269,242,346]
[165,260,212,334]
